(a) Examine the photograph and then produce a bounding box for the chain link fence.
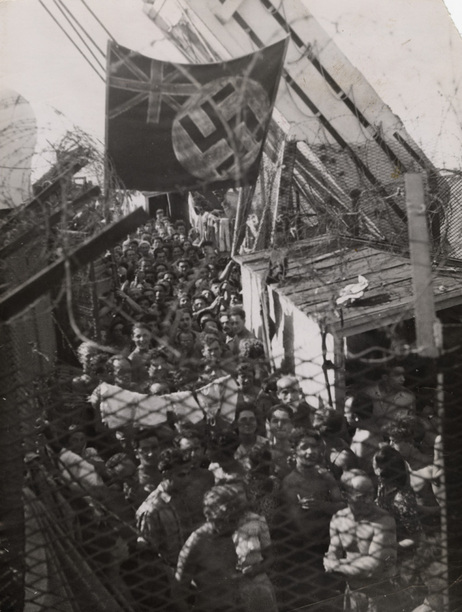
[2,108,462,612]
[1,279,461,611]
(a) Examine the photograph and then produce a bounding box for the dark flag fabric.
[106,38,288,192]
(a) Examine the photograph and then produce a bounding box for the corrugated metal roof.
[235,236,462,336]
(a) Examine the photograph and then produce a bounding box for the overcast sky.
[0,0,461,170]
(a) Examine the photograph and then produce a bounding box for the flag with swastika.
[105,38,288,192]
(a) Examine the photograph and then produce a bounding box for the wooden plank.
[339,280,432,324]
[234,250,271,266]
[0,325,25,610]
[340,303,414,331]
[251,245,345,278]
[0,186,101,259]
[433,286,462,311]
[281,280,394,312]
[431,275,462,292]
[282,246,397,276]
[335,293,414,320]
[294,261,411,296]
[274,245,347,273]
[237,241,340,273]
[304,270,462,336]
[0,227,41,260]
[289,245,349,263]
[289,274,415,316]
[0,207,149,321]
[245,244,348,275]
[284,252,380,280]
[277,257,408,299]
[236,255,271,274]
[264,0,433,172]
[280,260,404,298]
[282,254,457,303]
[0,161,85,233]
[235,234,337,266]
[313,276,462,338]
[238,1,385,145]
[245,251,344,275]
[326,304,414,336]
[227,4,402,223]
[290,285,462,339]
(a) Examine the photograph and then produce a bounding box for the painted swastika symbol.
[172,77,270,182]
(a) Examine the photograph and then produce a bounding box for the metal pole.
[405,173,439,358]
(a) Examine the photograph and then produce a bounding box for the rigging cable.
[52,0,106,74]
[38,0,105,82]
[79,0,118,43]
[54,0,106,68]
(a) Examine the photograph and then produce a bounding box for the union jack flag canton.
[106,38,288,192]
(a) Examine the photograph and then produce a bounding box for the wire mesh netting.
[1,32,462,609]
[1,208,462,611]
[251,138,462,266]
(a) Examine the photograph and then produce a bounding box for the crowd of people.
[28,208,446,612]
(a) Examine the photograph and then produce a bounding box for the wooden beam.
[0,161,86,233]
[405,173,439,358]
[0,325,25,611]
[0,206,149,321]
[0,186,101,259]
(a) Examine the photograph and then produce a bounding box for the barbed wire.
[2,3,462,609]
